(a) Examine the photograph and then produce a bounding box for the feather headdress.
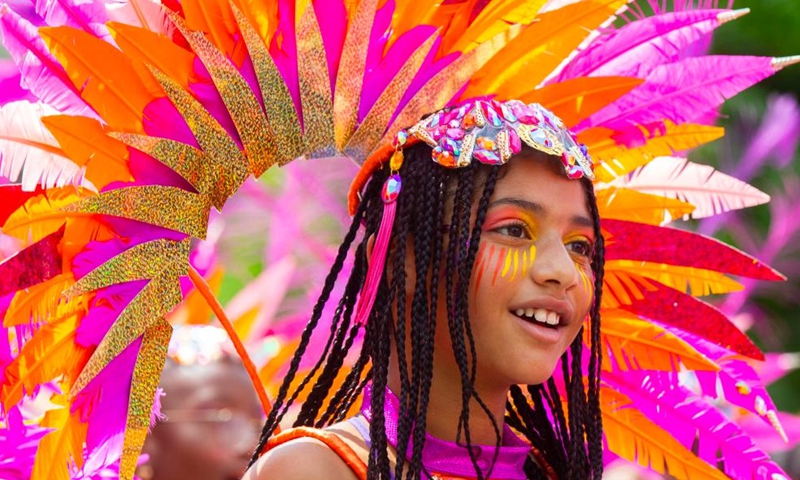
[0,0,796,479]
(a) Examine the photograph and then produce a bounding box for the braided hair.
[249,142,605,480]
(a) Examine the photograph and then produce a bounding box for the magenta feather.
[606,370,789,480]
[602,219,785,281]
[579,56,777,131]
[33,0,110,40]
[0,225,64,297]
[186,59,243,149]
[267,0,301,120]
[73,336,140,464]
[75,282,144,348]
[617,283,762,360]
[556,9,727,81]
[360,21,439,122]
[0,59,33,105]
[312,0,347,93]
[0,406,49,480]
[673,330,784,434]
[141,97,201,149]
[0,6,94,117]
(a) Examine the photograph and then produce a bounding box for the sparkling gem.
[735,381,752,395]
[442,138,461,156]
[499,103,517,122]
[462,111,476,129]
[429,113,441,127]
[474,148,501,165]
[482,103,503,127]
[448,120,460,128]
[530,128,549,147]
[395,130,408,146]
[508,128,521,153]
[432,126,447,141]
[435,150,456,167]
[446,128,465,140]
[510,102,534,123]
[566,165,583,179]
[382,174,402,203]
[433,145,443,155]
[561,152,571,167]
[755,396,767,416]
[476,136,496,150]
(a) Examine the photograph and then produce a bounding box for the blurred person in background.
[136,326,262,480]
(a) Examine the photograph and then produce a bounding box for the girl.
[246,100,604,479]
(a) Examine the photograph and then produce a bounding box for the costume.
[0,0,795,479]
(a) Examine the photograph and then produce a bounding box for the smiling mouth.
[512,308,561,328]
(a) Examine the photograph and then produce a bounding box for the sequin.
[232,5,306,165]
[474,149,501,164]
[296,4,336,158]
[67,239,190,297]
[168,11,277,177]
[442,138,461,156]
[436,150,456,167]
[476,136,496,150]
[63,186,210,239]
[332,0,378,152]
[146,68,249,209]
[120,318,172,480]
[447,128,465,140]
[345,33,438,162]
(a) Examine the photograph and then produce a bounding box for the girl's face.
[461,154,596,388]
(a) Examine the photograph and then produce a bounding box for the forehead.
[490,153,591,220]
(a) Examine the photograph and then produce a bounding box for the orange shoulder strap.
[261,426,368,480]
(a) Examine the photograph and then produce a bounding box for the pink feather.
[0,6,94,117]
[602,219,785,281]
[617,283,762,360]
[579,56,777,131]
[611,156,771,218]
[556,9,728,81]
[605,370,790,480]
[33,0,110,40]
[0,101,86,191]
[674,331,785,436]
[0,59,33,105]
[103,0,173,36]
[0,406,50,480]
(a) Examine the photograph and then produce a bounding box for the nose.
[529,235,578,290]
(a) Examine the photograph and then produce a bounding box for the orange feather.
[521,76,645,127]
[42,115,132,190]
[38,26,163,134]
[465,0,628,98]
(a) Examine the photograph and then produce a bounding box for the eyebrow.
[488,197,595,229]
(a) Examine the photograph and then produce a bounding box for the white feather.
[611,156,770,219]
[0,101,85,191]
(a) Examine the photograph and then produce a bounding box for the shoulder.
[244,436,360,480]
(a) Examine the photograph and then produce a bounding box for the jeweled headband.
[351,99,594,326]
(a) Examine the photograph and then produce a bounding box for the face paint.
[474,241,537,294]
[576,262,594,303]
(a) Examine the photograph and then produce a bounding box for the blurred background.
[1,0,799,478]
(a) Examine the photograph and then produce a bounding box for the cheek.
[472,241,537,294]
[573,261,594,313]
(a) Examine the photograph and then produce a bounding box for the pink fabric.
[361,384,531,479]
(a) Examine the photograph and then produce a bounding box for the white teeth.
[514,307,562,326]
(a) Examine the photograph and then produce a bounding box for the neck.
[387,359,510,446]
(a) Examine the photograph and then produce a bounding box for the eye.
[567,239,593,257]
[494,222,531,240]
